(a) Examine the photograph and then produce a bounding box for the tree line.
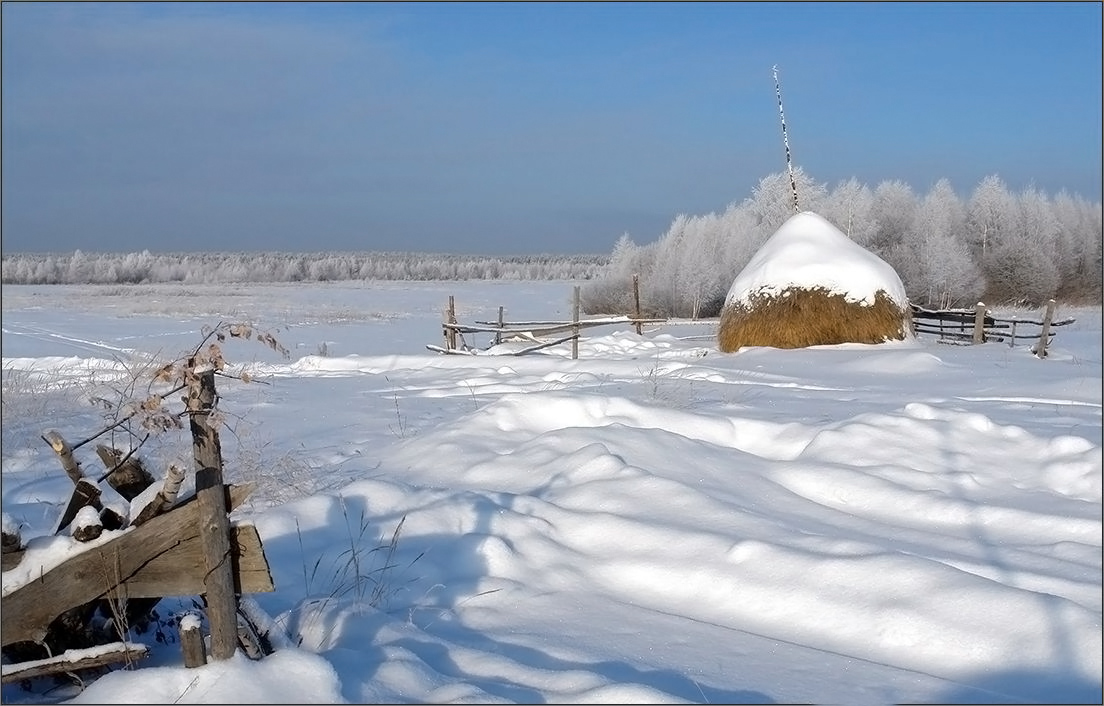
[0,251,609,285]
[581,171,1102,318]
[4,171,1100,316]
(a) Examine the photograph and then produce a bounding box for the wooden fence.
[910,299,1074,357]
[1,370,277,686]
[428,285,664,359]
[427,278,1075,361]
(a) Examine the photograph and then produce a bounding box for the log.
[95,445,155,502]
[0,553,21,573]
[180,614,207,668]
[2,514,21,555]
[42,430,84,485]
[71,507,103,543]
[131,465,187,526]
[54,478,103,535]
[1,484,268,648]
[1,641,148,684]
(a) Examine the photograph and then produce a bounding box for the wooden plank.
[100,524,273,599]
[1,484,261,648]
[1,641,148,684]
[511,334,578,356]
[472,317,665,327]
[450,318,657,337]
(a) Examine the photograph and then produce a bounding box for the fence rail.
[428,286,665,359]
[910,299,1074,357]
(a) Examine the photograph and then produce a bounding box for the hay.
[717,286,912,352]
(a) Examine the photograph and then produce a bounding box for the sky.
[1,213,1101,704]
[1,1,1101,256]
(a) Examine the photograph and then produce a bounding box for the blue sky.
[2,2,1101,255]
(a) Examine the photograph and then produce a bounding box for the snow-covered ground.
[2,279,1100,704]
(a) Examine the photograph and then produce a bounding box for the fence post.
[495,306,504,345]
[1033,298,1056,358]
[181,613,207,668]
[572,286,580,360]
[972,302,987,344]
[632,274,642,335]
[187,367,238,661]
[445,296,457,351]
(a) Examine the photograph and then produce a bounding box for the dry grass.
[718,286,912,352]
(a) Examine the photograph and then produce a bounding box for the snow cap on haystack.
[717,211,912,352]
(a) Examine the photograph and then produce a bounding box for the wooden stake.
[181,615,207,668]
[1033,298,1056,358]
[972,302,988,344]
[188,368,238,661]
[572,286,580,360]
[632,274,642,335]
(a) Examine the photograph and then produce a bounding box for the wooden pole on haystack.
[773,65,800,214]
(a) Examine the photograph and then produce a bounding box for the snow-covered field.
[2,280,1101,705]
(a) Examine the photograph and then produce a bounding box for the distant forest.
[3,171,1100,317]
[0,251,609,284]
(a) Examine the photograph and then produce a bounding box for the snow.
[179,613,202,632]
[724,210,910,307]
[71,506,100,534]
[1,277,1100,705]
[1,512,18,539]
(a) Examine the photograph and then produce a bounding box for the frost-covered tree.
[965,175,1017,261]
[581,233,649,315]
[869,180,918,257]
[674,213,727,319]
[989,187,1061,304]
[744,168,827,233]
[821,178,877,247]
[904,179,984,306]
[1052,191,1104,300]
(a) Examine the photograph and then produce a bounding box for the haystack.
[718,211,912,352]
